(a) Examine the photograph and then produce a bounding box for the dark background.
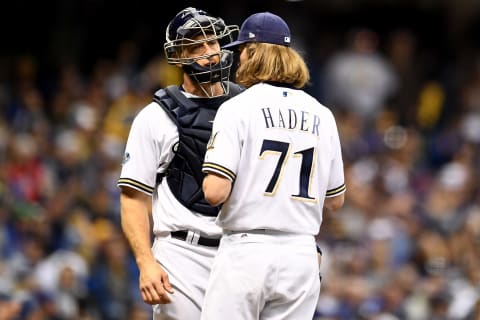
[2,0,479,76]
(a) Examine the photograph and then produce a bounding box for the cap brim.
[222,39,248,49]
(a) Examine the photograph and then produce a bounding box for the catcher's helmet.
[164,7,238,87]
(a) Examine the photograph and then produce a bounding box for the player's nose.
[204,50,220,65]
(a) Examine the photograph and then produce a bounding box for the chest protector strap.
[153,82,243,216]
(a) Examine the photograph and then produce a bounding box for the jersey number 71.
[259,139,317,203]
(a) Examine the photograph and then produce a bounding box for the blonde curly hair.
[235,42,310,89]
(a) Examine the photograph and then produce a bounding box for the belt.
[171,231,220,247]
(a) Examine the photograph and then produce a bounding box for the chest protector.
[153,82,244,216]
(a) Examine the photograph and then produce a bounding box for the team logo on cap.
[284,36,291,43]
[248,32,255,38]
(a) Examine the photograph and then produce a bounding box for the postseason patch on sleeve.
[122,152,131,165]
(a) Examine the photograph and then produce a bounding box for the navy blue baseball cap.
[223,12,291,48]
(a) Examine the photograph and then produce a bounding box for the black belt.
[171,231,220,247]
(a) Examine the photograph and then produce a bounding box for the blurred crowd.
[312,28,480,319]
[0,41,183,319]
[0,24,479,320]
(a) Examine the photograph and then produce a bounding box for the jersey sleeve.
[202,102,241,182]
[326,111,346,197]
[117,103,177,195]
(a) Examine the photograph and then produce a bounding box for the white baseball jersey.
[203,82,346,235]
[118,100,222,237]
[118,94,224,319]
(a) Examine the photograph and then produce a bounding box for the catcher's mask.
[164,7,238,93]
